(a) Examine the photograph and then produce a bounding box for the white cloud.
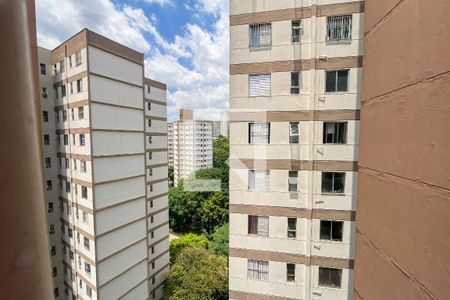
[144,0,230,121]
[143,0,174,6]
[36,0,151,52]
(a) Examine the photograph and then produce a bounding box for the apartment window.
[60,60,65,72]
[46,180,52,191]
[55,111,60,122]
[319,267,342,288]
[75,51,82,65]
[248,215,269,236]
[291,72,301,94]
[289,122,299,144]
[81,161,87,172]
[147,86,151,93]
[54,288,59,297]
[63,134,68,145]
[247,259,269,281]
[287,264,296,282]
[54,87,58,99]
[83,212,89,224]
[320,220,343,241]
[249,23,271,48]
[288,171,298,192]
[292,20,301,43]
[70,82,74,94]
[147,102,151,110]
[79,279,83,289]
[151,276,155,284]
[43,134,50,145]
[150,231,154,239]
[322,172,345,194]
[49,224,55,234]
[151,247,155,254]
[249,74,271,97]
[150,200,154,208]
[86,287,92,298]
[248,170,269,191]
[69,55,72,68]
[85,262,91,276]
[65,181,71,193]
[325,70,349,92]
[149,184,153,192]
[61,85,66,97]
[48,202,54,213]
[249,123,270,144]
[323,122,347,144]
[148,152,152,160]
[148,136,152,144]
[149,168,153,176]
[41,87,48,98]
[45,157,51,168]
[79,134,85,146]
[287,218,297,238]
[152,262,155,269]
[42,111,49,122]
[81,186,88,199]
[50,246,56,256]
[152,291,156,299]
[151,215,154,223]
[70,108,75,120]
[62,110,67,121]
[78,107,84,119]
[40,63,46,75]
[77,79,83,93]
[326,15,352,42]
[76,232,81,244]
[148,119,152,127]
[73,159,77,170]
[65,158,69,169]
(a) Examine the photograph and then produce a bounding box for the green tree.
[200,192,229,235]
[168,166,174,187]
[164,247,228,300]
[213,137,229,169]
[168,183,206,232]
[209,223,229,257]
[169,233,208,263]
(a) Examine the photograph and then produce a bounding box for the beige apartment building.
[229,1,363,299]
[172,109,213,186]
[38,29,169,299]
[167,123,174,167]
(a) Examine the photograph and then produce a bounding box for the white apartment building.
[229,1,363,300]
[172,109,213,186]
[38,29,169,300]
[220,111,229,138]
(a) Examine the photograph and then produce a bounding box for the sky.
[35,0,229,122]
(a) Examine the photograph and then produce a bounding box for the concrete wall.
[354,1,450,300]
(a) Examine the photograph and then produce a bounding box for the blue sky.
[36,0,229,121]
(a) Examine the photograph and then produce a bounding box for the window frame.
[248,215,269,236]
[323,122,348,144]
[326,15,352,43]
[287,218,297,238]
[291,20,301,43]
[325,69,349,93]
[321,172,346,194]
[287,263,296,282]
[249,73,271,97]
[291,72,301,94]
[319,267,342,288]
[247,259,269,281]
[249,23,272,48]
[320,220,344,242]
[248,170,270,191]
[248,122,270,144]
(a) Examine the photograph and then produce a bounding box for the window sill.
[325,40,352,45]
[249,46,272,51]
[321,193,346,196]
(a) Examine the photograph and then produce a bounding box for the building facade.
[172,109,213,186]
[37,29,169,299]
[220,111,229,138]
[229,1,363,299]
[167,123,174,167]
[354,1,450,299]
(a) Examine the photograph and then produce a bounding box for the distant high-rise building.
[38,29,169,299]
[229,1,363,299]
[212,120,222,138]
[172,109,213,186]
[220,111,229,138]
